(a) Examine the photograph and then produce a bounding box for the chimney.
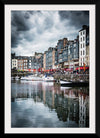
[82,25,87,29]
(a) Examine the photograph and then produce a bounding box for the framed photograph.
[2,0,99,136]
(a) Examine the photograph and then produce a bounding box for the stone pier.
[53,73,89,83]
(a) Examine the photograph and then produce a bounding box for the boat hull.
[60,81,89,87]
[21,76,43,81]
[43,80,55,82]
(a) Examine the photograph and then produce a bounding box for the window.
[81,51,82,56]
[81,44,82,48]
[86,49,88,55]
[83,43,84,48]
[81,32,82,35]
[83,36,85,41]
[83,58,84,63]
[68,49,70,55]
[83,30,85,35]
[74,49,76,53]
[74,44,76,47]
[83,50,85,55]
[81,37,82,42]
[81,58,82,62]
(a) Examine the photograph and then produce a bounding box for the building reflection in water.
[11,80,89,127]
[79,92,89,127]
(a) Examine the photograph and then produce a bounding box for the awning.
[44,70,49,72]
[64,68,73,71]
[76,66,89,70]
[44,69,56,72]
[27,69,36,72]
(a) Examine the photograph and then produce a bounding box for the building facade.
[31,52,43,71]
[55,37,79,70]
[45,47,57,70]
[72,37,79,69]
[52,48,56,69]
[27,56,32,69]
[17,56,28,70]
[79,25,89,67]
[23,58,28,70]
[56,38,68,68]
[43,52,46,70]
[12,59,18,69]
[18,59,24,70]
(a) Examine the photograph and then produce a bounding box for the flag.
[83,63,85,72]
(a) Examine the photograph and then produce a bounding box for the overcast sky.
[11,11,89,56]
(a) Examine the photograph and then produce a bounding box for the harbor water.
[11,80,89,128]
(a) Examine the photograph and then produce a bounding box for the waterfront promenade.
[53,73,89,82]
[11,70,89,84]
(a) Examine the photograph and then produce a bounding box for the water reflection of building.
[54,93,79,123]
[79,93,89,127]
[54,93,68,122]
[32,83,43,103]
[42,84,79,124]
[11,81,89,127]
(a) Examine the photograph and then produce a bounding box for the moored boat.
[15,76,20,80]
[42,76,55,82]
[26,76,43,81]
[60,80,72,85]
[20,76,28,80]
[60,80,89,87]
[21,75,43,81]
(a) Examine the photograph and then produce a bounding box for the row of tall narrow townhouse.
[43,25,89,71]
[11,25,89,72]
[43,37,79,71]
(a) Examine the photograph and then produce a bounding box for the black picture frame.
[1,0,99,136]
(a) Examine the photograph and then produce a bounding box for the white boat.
[60,80,72,84]
[42,76,55,82]
[27,76,43,81]
[21,75,43,81]
[15,76,20,80]
[60,80,72,85]
[60,86,72,90]
[20,76,28,80]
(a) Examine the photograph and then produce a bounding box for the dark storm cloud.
[11,10,89,55]
[11,11,34,48]
[28,10,41,15]
[11,11,33,31]
[11,32,19,48]
[24,11,41,18]
[59,11,89,29]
